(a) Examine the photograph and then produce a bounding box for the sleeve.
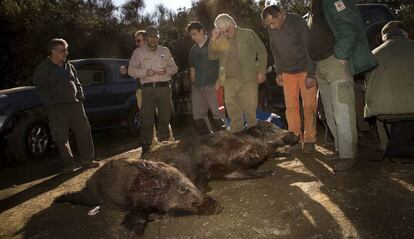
[269,32,282,76]
[165,48,178,76]
[32,63,51,104]
[324,0,362,60]
[71,65,85,102]
[250,30,268,74]
[299,18,316,78]
[128,49,147,79]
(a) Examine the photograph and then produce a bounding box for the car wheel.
[128,107,141,137]
[7,116,51,162]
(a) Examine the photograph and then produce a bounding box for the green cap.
[146,26,160,37]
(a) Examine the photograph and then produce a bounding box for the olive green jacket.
[322,0,378,75]
[208,27,267,84]
[364,37,414,118]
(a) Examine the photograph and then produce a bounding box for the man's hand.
[337,58,348,65]
[275,74,283,86]
[305,77,316,89]
[256,72,266,84]
[146,69,155,77]
[215,80,220,90]
[211,28,220,42]
[154,68,167,75]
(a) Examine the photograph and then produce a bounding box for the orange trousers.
[282,72,317,143]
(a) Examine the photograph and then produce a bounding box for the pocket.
[337,81,355,104]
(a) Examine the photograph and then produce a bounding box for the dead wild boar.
[54,159,222,236]
[147,121,299,190]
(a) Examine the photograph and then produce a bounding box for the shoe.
[62,165,75,174]
[333,158,355,172]
[140,143,151,159]
[194,119,211,135]
[286,143,302,154]
[82,161,100,169]
[211,118,226,132]
[303,143,315,154]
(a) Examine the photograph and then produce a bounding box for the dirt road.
[0,127,413,239]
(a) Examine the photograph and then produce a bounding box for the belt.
[142,81,170,88]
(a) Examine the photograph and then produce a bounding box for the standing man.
[121,30,146,107]
[187,21,225,134]
[33,38,99,174]
[262,5,318,153]
[364,21,414,153]
[123,30,174,144]
[128,26,178,158]
[208,14,267,133]
[308,0,378,171]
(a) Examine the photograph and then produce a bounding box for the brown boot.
[303,143,315,154]
[333,158,355,172]
[82,161,100,169]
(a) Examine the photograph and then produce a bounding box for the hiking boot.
[333,158,355,172]
[62,165,75,174]
[194,119,211,135]
[211,118,226,132]
[82,161,100,169]
[286,143,302,154]
[140,143,151,159]
[303,143,315,154]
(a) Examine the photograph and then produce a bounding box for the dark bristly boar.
[54,159,222,236]
[147,121,299,190]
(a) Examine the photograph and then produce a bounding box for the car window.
[359,7,394,26]
[77,64,105,86]
[111,61,136,83]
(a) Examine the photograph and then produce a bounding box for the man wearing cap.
[364,21,414,153]
[128,26,178,158]
[307,0,378,172]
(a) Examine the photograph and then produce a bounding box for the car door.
[105,60,138,123]
[75,62,116,129]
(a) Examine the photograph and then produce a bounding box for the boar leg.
[222,169,276,180]
[121,209,149,236]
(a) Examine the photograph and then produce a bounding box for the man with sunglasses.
[262,5,317,154]
[208,14,267,133]
[128,26,178,159]
[33,38,99,174]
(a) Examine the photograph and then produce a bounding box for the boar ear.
[122,209,149,236]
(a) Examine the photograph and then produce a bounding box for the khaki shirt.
[128,45,178,85]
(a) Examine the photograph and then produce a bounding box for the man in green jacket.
[308,0,378,172]
[208,13,267,133]
[365,21,414,152]
[32,38,99,174]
